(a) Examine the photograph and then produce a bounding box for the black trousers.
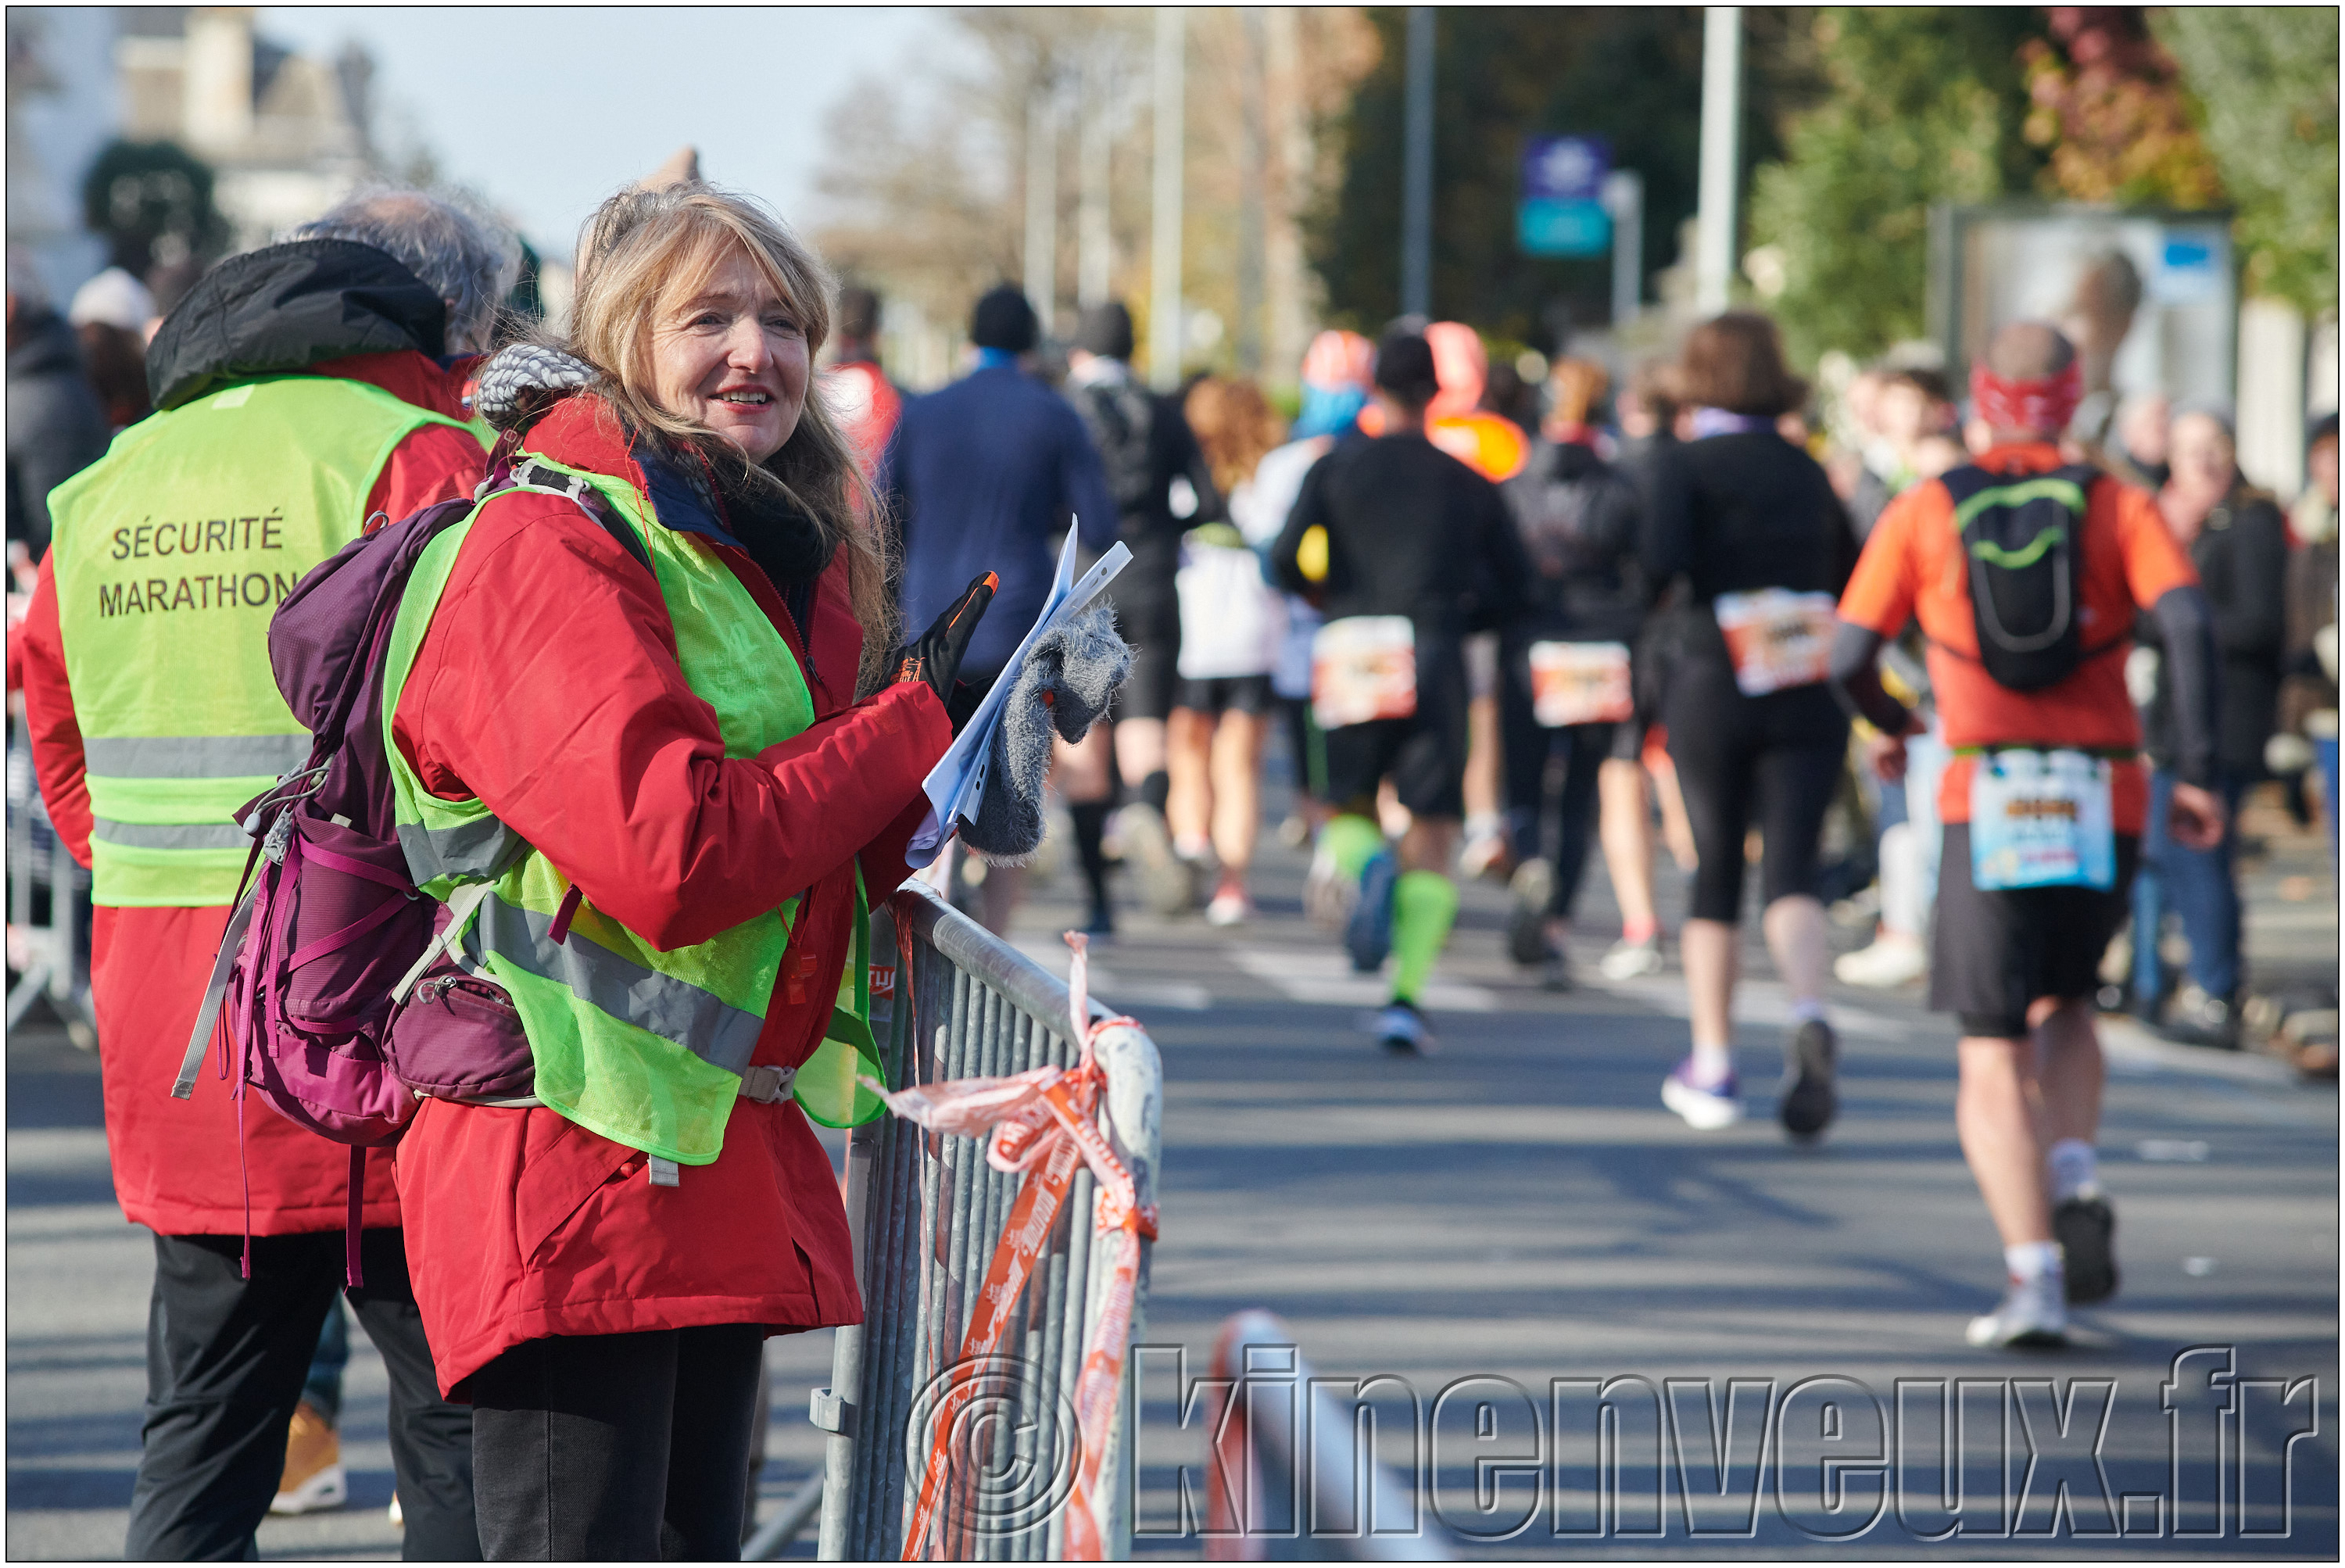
[1662,663,1849,923]
[1497,643,1616,918]
[126,1229,478,1561]
[468,1325,766,1561]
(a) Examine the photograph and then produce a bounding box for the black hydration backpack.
[1938,463,2110,691]
[1071,375,1159,517]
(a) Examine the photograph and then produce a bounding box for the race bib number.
[1527,640,1634,728]
[1713,589,1838,696]
[1312,616,1417,729]
[1969,749,2116,890]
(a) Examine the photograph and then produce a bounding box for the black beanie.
[1076,301,1136,361]
[970,285,1040,353]
[1374,330,1440,405]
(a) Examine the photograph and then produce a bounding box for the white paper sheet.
[904,529,1130,868]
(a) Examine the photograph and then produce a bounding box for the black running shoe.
[1778,1018,1838,1140]
[1505,859,1553,968]
[2053,1193,2119,1303]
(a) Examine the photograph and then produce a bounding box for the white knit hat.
[68,267,157,332]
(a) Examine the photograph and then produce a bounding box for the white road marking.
[1008,939,1213,1011]
[1228,947,1498,1011]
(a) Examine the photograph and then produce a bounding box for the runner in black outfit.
[1643,313,1859,1137]
[1498,358,1649,990]
[1065,300,1225,915]
[1271,330,1534,1053]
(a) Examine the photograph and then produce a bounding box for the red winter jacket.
[386,396,950,1394]
[16,350,485,1236]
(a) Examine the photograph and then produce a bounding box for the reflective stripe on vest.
[382,448,833,1163]
[48,375,479,906]
[396,815,533,888]
[464,890,764,1076]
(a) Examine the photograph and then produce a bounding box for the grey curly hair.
[288,186,517,354]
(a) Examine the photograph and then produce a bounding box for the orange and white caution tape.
[865,931,1158,1560]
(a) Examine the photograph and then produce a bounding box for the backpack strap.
[388,879,499,1004]
[509,458,656,578]
[1937,463,2097,531]
[172,877,262,1098]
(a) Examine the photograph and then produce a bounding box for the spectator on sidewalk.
[825,283,900,481]
[2108,390,2173,491]
[67,266,157,431]
[5,255,111,559]
[2278,413,2340,854]
[2132,408,2290,1046]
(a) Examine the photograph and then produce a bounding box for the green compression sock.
[1319,813,1385,884]
[1389,869,1460,1004]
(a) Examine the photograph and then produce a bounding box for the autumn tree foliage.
[2153,6,2340,313]
[2019,7,2223,208]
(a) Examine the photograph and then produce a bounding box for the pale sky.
[260,7,974,256]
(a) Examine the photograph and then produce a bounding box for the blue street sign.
[1522,135,1610,202]
[1519,196,1610,257]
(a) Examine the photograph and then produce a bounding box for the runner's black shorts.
[1321,641,1470,819]
[1174,674,1273,716]
[1112,600,1181,723]
[1931,822,2140,1039]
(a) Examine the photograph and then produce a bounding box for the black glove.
[893,571,997,716]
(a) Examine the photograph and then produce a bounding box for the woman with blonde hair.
[384,183,987,1556]
[1169,374,1289,922]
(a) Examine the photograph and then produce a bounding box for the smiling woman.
[563,184,895,686]
[379,183,984,1559]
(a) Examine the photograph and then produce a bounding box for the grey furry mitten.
[961,603,1133,863]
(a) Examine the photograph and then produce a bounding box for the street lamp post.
[1399,5,1434,320]
[1026,80,1058,331]
[1149,6,1185,390]
[1694,5,1742,317]
[1602,169,1644,327]
[1078,49,1112,310]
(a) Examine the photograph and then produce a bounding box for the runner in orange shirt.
[1831,321,2226,1347]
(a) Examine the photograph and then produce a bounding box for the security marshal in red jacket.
[386,184,976,1559]
[19,191,508,1560]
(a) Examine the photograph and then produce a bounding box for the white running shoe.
[1118,804,1197,915]
[1459,818,1511,881]
[1204,890,1252,927]
[1303,843,1356,931]
[1660,1058,1741,1129]
[1964,1270,2070,1348]
[1599,934,1666,981]
[1835,933,1928,988]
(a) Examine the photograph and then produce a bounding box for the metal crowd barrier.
[5,725,94,1045]
[812,879,1163,1561]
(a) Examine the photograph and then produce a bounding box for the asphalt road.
[8,788,2336,1559]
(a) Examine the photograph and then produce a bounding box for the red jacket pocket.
[514,1110,639,1264]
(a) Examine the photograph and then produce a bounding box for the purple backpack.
[173,468,554,1281]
